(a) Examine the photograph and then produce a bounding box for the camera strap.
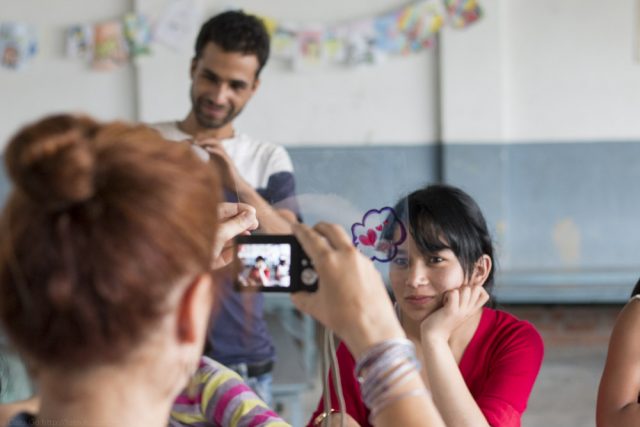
[321,327,346,427]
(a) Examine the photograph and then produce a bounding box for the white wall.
[442,0,640,144]
[0,0,136,148]
[505,0,640,142]
[4,0,640,149]
[136,0,440,146]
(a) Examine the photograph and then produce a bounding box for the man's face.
[189,42,260,129]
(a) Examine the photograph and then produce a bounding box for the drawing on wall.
[351,207,407,263]
[66,24,94,59]
[123,13,152,57]
[255,0,481,69]
[153,0,201,51]
[444,0,482,28]
[0,22,38,70]
[92,21,128,70]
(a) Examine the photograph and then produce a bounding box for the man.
[151,10,298,405]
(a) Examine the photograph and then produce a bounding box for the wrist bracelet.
[355,338,413,378]
[354,338,424,421]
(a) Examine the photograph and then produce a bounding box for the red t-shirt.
[307,308,544,427]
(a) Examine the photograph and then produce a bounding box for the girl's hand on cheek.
[420,285,489,343]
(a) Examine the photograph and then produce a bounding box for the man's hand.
[194,137,296,234]
[211,203,258,270]
[194,137,248,193]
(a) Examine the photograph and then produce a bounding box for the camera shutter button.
[301,267,317,286]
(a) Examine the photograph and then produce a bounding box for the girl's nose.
[405,263,429,288]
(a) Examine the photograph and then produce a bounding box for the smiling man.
[151,10,299,406]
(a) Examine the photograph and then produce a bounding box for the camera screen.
[236,243,292,289]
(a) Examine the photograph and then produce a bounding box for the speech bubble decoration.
[351,207,406,262]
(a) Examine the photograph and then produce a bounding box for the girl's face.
[389,232,468,323]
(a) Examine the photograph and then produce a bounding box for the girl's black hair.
[384,184,496,304]
[631,278,640,297]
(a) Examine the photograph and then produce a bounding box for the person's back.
[0,115,221,427]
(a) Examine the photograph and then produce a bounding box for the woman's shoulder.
[613,296,640,334]
[195,356,244,383]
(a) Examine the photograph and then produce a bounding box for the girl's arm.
[421,338,489,427]
[597,299,640,427]
[421,286,543,427]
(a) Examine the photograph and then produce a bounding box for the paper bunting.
[92,21,128,70]
[66,24,94,59]
[34,0,481,73]
[0,22,38,70]
[253,0,480,68]
[444,0,482,28]
[123,13,152,57]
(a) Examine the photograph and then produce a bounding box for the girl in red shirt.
[309,184,544,427]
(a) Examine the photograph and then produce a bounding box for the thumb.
[215,212,257,252]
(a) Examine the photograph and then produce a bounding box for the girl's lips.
[405,295,434,305]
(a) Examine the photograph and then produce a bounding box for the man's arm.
[197,138,297,234]
[236,185,295,233]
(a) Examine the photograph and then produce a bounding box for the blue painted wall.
[1,141,638,303]
[290,142,640,303]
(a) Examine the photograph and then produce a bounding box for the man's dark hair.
[194,10,270,77]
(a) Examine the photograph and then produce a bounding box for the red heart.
[358,229,378,246]
[376,225,383,231]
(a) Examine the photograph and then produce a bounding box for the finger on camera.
[293,223,334,261]
[313,222,353,251]
[218,202,249,219]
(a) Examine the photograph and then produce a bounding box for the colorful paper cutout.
[0,22,38,70]
[66,24,93,59]
[444,0,482,28]
[123,13,152,57]
[252,0,480,69]
[92,21,128,70]
[351,207,406,263]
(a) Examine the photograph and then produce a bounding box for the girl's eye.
[392,257,409,268]
[428,256,444,264]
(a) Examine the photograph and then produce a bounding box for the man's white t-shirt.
[150,121,298,366]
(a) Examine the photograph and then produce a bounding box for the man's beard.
[193,96,240,130]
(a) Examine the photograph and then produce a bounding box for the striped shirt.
[170,356,289,427]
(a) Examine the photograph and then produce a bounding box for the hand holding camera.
[289,222,405,359]
[233,234,318,292]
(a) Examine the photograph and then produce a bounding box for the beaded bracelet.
[362,358,417,406]
[354,338,427,422]
[355,338,414,379]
